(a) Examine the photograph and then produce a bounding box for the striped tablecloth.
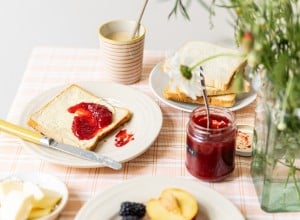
[0,47,298,219]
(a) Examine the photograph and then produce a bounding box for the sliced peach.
[146,188,198,220]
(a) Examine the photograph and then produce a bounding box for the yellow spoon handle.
[0,119,43,145]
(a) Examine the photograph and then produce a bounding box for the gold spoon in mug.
[131,0,149,39]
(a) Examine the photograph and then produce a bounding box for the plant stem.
[280,158,300,199]
[278,72,294,130]
[292,168,300,199]
[188,52,245,72]
[278,160,300,172]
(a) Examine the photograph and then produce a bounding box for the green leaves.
[168,0,190,20]
[180,65,192,80]
[231,67,245,92]
[269,53,289,90]
[289,75,300,109]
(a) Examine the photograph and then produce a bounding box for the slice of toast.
[164,78,250,97]
[163,77,250,107]
[163,87,236,108]
[28,84,131,151]
[162,41,249,107]
[177,41,247,90]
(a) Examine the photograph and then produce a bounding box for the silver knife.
[0,119,122,170]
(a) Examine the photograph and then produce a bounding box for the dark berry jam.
[186,106,237,182]
[68,102,113,140]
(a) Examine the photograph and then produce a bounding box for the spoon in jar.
[199,66,210,129]
[131,0,149,39]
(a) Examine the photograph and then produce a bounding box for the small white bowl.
[0,172,68,220]
[236,124,254,157]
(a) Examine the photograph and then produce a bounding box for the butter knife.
[0,119,122,170]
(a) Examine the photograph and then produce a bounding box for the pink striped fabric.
[0,47,299,219]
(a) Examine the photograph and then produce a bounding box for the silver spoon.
[131,0,149,39]
[199,66,210,129]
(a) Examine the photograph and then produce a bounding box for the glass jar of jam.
[186,106,237,182]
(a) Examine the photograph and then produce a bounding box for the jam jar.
[186,106,237,182]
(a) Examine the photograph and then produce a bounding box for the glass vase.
[251,74,300,212]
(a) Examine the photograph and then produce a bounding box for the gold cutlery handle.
[0,119,42,145]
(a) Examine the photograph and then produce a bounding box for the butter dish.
[0,172,68,220]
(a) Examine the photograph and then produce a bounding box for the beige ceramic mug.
[98,20,146,84]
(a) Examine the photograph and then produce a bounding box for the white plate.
[75,176,245,220]
[0,172,68,220]
[19,81,162,168]
[149,62,257,112]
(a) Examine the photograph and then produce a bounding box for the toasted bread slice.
[163,87,236,108]
[28,84,131,151]
[163,77,250,107]
[164,78,250,97]
[162,41,250,107]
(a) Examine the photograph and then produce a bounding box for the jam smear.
[236,131,252,150]
[115,129,134,147]
[68,102,113,140]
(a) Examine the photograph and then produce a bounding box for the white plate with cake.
[75,176,245,220]
[18,82,163,168]
[149,42,257,112]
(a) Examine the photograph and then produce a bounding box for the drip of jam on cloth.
[115,129,134,147]
[68,102,112,140]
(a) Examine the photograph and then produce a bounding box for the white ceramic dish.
[75,176,245,220]
[236,124,254,157]
[19,81,163,168]
[149,62,257,112]
[0,172,68,220]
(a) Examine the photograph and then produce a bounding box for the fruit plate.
[149,62,257,112]
[0,172,68,220]
[75,176,245,220]
[18,81,163,168]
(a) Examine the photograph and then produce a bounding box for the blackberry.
[119,201,146,218]
[121,216,140,220]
